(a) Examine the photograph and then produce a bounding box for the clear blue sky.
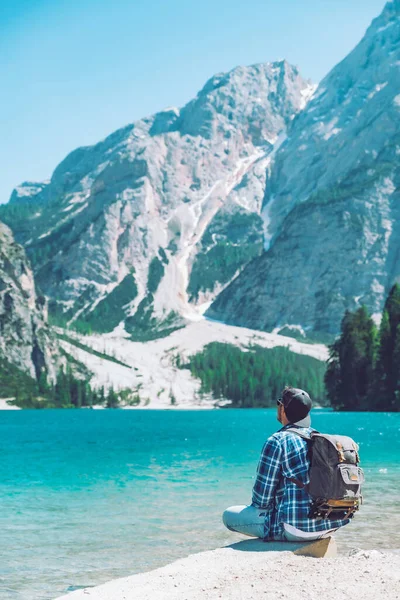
[1,0,386,203]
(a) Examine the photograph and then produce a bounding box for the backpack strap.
[284,427,314,441]
[284,427,314,490]
[287,476,307,489]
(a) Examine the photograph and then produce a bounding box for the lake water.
[1,409,399,600]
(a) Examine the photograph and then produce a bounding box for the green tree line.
[325,284,400,411]
[179,342,327,407]
[1,358,121,409]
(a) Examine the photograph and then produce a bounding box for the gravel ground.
[55,540,400,600]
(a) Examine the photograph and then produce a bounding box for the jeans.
[222,505,268,539]
[223,505,340,541]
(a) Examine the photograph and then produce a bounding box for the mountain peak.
[367,0,399,33]
[208,0,400,334]
[179,60,312,141]
[9,181,49,204]
[1,60,313,339]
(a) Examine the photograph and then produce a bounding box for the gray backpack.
[286,429,365,520]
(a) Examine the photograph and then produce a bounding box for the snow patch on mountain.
[300,83,318,109]
[58,319,328,408]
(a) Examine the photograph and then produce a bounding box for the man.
[222,386,351,541]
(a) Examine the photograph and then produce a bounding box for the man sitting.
[222,387,351,542]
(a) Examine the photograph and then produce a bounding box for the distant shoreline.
[1,403,398,412]
[0,398,20,410]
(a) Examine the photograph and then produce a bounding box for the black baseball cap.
[278,387,312,427]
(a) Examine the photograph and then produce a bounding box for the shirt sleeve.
[251,436,282,509]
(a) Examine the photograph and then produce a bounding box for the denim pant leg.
[222,505,266,538]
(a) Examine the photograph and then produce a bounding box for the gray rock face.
[0,222,58,380]
[208,0,400,334]
[1,62,313,338]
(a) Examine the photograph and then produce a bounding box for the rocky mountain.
[0,62,313,339]
[208,0,400,335]
[0,221,59,383]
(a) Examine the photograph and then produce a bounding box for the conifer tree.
[76,380,83,408]
[55,368,72,407]
[38,371,49,395]
[374,284,400,409]
[106,387,119,408]
[393,324,400,409]
[325,307,377,409]
[373,309,391,408]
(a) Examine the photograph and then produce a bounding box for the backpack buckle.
[336,441,346,462]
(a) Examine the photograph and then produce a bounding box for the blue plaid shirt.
[252,424,350,540]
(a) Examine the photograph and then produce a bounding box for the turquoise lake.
[1,409,399,600]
